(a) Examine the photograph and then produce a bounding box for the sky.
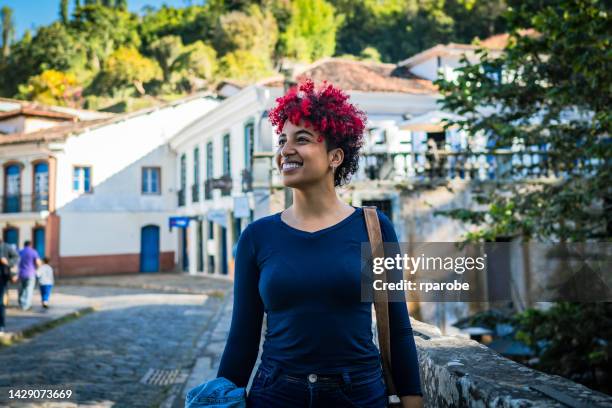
[1,0,197,40]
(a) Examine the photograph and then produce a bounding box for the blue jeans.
[247,359,387,408]
[40,284,53,303]
[18,277,35,310]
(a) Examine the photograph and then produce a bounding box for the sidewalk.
[0,284,97,345]
[58,272,232,295]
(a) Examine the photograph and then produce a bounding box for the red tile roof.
[477,29,540,50]
[261,58,437,94]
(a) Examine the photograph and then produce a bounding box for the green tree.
[215,4,278,58]
[218,49,275,82]
[435,0,611,242]
[139,5,208,48]
[1,6,14,59]
[147,35,184,83]
[17,69,82,106]
[115,0,127,10]
[92,46,161,95]
[71,4,140,71]
[515,302,612,393]
[283,0,342,63]
[176,40,218,83]
[60,0,70,24]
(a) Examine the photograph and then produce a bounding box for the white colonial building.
[0,94,218,276]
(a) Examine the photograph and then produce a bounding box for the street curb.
[56,281,228,297]
[0,306,96,347]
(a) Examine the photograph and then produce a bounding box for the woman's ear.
[330,147,344,168]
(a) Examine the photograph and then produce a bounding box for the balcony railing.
[192,183,200,203]
[1,193,49,213]
[255,149,602,188]
[357,150,603,183]
[178,189,186,207]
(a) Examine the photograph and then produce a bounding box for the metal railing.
[358,150,603,183]
[1,193,49,213]
[253,149,603,187]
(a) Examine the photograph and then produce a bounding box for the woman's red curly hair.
[269,78,367,187]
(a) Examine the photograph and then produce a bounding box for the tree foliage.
[91,46,160,95]
[1,6,14,59]
[435,0,611,242]
[17,69,82,106]
[515,302,612,393]
[283,0,341,63]
[0,0,513,109]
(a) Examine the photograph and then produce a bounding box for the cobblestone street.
[0,274,233,408]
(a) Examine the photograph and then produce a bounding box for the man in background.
[18,241,41,311]
[0,238,19,333]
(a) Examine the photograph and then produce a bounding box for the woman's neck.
[289,186,352,221]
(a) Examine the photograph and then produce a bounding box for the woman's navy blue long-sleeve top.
[216,206,423,396]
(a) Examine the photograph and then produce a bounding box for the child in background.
[36,257,54,309]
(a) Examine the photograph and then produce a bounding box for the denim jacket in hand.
[184,377,246,408]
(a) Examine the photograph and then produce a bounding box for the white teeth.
[283,163,302,170]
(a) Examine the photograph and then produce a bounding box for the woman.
[216,79,424,408]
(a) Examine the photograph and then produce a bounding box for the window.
[4,163,22,212]
[205,142,213,199]
[33,162,49,211]
[194,147,200,185]
[180,154,187,190]
[483,63,502,84]
[193,147,200,202]
[223,134,231,175]
[244,122,254,169]
[374,129,386,144]
[222,134,231,196]
[142,167,161,194]
[73,166,92,193]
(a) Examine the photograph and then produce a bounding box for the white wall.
[410,53,480,82]
[59,212,175,256]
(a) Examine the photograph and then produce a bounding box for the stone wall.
[407,318,612,408]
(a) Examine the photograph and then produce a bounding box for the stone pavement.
[170,291,267,408]
[1,285,96,345]
[0,273,234,408]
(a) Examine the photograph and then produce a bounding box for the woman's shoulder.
[241,213,279,238]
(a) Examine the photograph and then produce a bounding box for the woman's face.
[275,120,342,188]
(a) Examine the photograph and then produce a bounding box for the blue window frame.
[142,167,161,194]
[73,166,92,193]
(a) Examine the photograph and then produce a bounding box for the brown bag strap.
[363,206,400,402]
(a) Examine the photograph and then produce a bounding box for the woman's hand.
[401,395,424,408]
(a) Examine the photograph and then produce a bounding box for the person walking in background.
[18,241,40,311]
[0,238,19,333]
[36,257,54,309]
